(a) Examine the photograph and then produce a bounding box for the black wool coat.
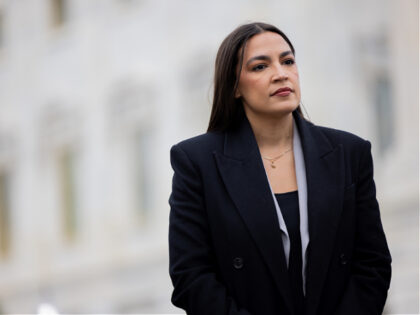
[168,110,392,315]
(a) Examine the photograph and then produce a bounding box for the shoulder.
[309,123,372,169]
[170,131,224,165]
[174,131,224,150]
[313,122,370,150]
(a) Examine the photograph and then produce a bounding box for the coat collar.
[214,109,346,315]
[222,110,332,161]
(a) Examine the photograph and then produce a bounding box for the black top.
[275,190,305,315]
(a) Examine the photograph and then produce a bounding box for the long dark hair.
[207,22,304,132]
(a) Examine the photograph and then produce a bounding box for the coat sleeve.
[334,140,392,315]
[168,144,253,315]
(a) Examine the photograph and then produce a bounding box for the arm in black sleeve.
[169,144,253,315]
[335,140,392,315]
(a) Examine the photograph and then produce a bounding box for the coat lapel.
[293,111,345,314]
[213,116,294,313]
[214,109,345,315]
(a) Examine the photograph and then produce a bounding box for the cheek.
[241,76,265,96]
[291,72,300,87]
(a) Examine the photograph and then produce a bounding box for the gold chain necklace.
[262,147,292,169]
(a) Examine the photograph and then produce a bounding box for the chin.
[245,101,298,119]
[271,102,298,113]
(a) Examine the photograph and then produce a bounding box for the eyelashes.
[252,64,268,71]
[283,59,295,65]
[251,59,295,72]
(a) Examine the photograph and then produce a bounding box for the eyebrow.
[245,50,293,66]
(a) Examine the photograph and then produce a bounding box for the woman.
[168,22,391,315]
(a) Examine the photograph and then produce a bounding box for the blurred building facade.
[0,0,417,313]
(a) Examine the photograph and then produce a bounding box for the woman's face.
[235,31,301,118]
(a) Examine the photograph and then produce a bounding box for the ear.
[234,88,241,98]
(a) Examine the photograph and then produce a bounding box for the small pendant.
[271,164,276,169]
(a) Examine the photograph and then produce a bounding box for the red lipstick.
[271,87,292,97]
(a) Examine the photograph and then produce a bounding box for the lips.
[271,87,293,96]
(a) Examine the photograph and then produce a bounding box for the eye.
[283,59,295,65]
[252,64,267,71]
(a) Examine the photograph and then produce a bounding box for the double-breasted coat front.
[168,109,391,315]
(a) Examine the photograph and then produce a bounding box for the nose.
[272,64,288,81]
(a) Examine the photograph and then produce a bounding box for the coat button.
[233,257,244,269]
[339,253,348,265]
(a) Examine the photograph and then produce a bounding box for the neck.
[246,110,294,153]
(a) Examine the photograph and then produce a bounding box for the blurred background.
[0,0,417,314]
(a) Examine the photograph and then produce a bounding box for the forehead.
[243,32,291,59]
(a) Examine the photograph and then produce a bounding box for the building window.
[0,9,4,49]
[0,171,10,258]
[182,53,213,134]
[108,80,156,226]
[58,149,77,242]
[373,75,394,154]
[134,129,153,224]
[50,0,66,28]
